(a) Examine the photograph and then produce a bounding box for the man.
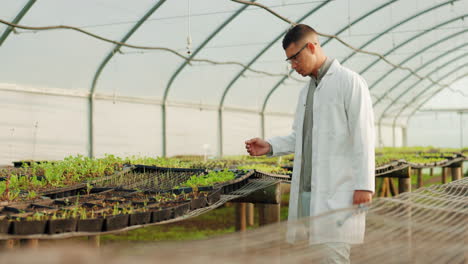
[245,24,375,263]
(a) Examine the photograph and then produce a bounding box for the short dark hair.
[282,24,317,50]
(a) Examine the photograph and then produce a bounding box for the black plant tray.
[12,160,52,168]
[129,211,151,226]
[10,220,47,235]
[172,202,191,218]
[151,208,172,223]
[189,197,207,210]
[214,170,254,194]
[47,218,77,234]
[0,218,10,234]
[104,214,129,231]
[77,218,104,233]
[206,189,222,205]
[39,183,88,199]
[133,165,206,174]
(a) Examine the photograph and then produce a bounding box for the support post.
[257,204,280,226]
[451,167,462,181]
[416,168,423,188]
[235,203,247,232]
[0,239,15,249]
[430,168,433,177]
[20,239,38,248]
[441,167,447,184]
[402,126,408,147]
[246,203,254,227]
[398,167,412,194]
[88,235,100,248]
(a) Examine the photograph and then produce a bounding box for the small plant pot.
[104,214,129,231]
[151,208,172,223]
[129,211,151,226]
[47,218,77,234]
[207,189,222,205]
[0,219,10,234]
[190,197,207,210]
[77,218,104,233]
[172,202,190,218]
[11,220,47,235]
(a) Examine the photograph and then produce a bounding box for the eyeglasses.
[285,43,308,65]
[285,42,317,64]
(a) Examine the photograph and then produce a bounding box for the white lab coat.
[267,59,375,244]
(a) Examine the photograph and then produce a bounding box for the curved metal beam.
[378,39,468,126]
[372,15,468,107]
[260,0,398,137]
[389,56,468,133]
[0,0,36,46]
[389,43,468,117]
[161,2,254,157]
[361,14,468,77]
[380,49,468,132]
[88,0,166,157]
[405,72,468,130]
[216,0,332,155]
[379,61,468,145]
[341,0,458,64]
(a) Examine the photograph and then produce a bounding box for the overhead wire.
[231,0,468,99]
[0,1,466,98]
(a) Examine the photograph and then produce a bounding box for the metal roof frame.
[0,0,36,46]
[161,1,253,157]
[217,0,332,156]
[371,16,468,108]
[259,0,400,137]
[88,0,167,157]
[377,37,468,125]
[340,0,458,64]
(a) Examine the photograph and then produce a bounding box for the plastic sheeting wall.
[0,90,88,164]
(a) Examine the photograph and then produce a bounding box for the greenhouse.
[0,0,467,263]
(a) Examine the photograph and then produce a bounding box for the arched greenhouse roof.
[0,0,467,163]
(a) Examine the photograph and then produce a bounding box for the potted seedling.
[10,212,48,235]
[103,203,129,231]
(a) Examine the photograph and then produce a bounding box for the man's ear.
[307,42,315,54]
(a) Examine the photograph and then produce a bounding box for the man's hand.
[353,190,373,205]
[245,138,271,156]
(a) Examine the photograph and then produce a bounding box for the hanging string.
[186,0,192,55]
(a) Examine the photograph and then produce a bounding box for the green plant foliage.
[179,170,236,188]
[237,164,289,174]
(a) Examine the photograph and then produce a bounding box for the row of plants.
[0,187,222,235]
[0,155,124,202]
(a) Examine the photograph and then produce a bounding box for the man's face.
[285,42,315,76]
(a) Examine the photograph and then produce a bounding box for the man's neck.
[310,56,327,78]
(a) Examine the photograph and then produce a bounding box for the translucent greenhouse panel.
[166,107,217,157]
[263,82,302,114]
[222,111,261,156]
[96,51,178,98]
[0,89,87,166]
[264,115,293,140]
[100,0,241,102]
[94,100,161,158]
[408,113,466,148]
[0,0,156,91]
